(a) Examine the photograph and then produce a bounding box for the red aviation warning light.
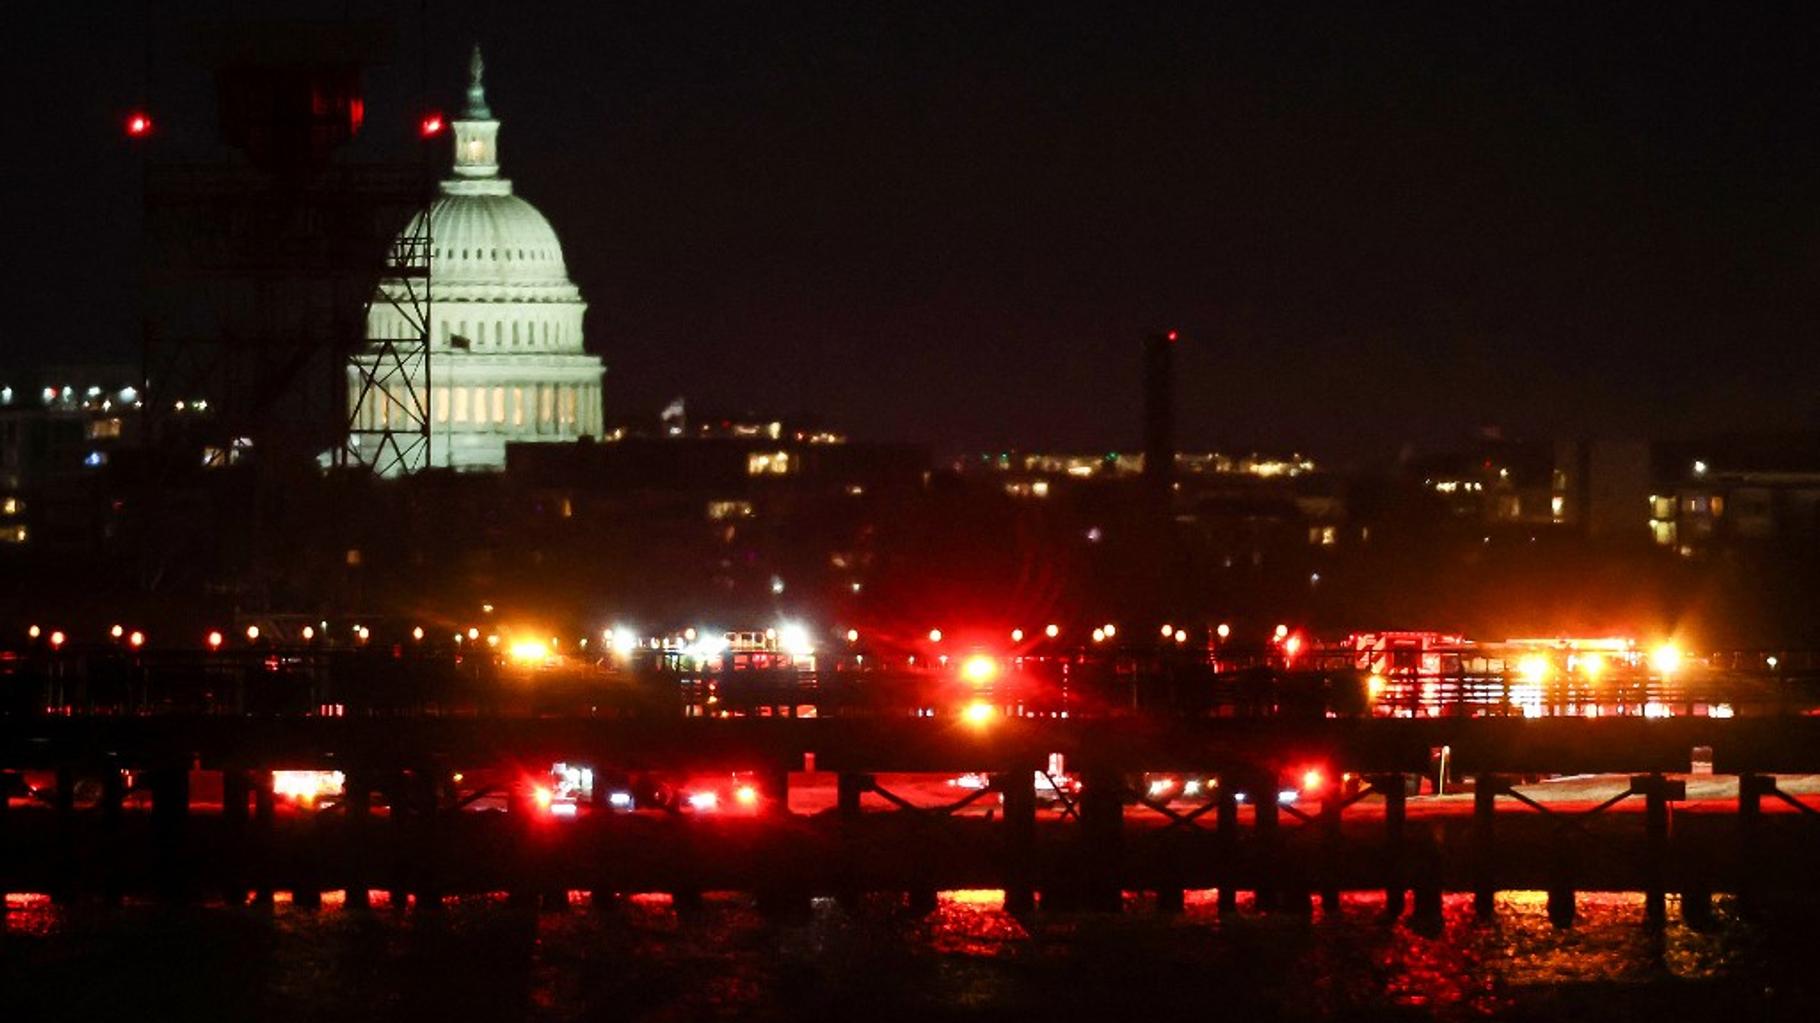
[124,111,153,138]
[1165,329,1179,342]
[419,111,446,139]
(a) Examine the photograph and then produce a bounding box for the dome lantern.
[452,44,500,181]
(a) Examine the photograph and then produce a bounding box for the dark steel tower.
[1142,329,1178,496]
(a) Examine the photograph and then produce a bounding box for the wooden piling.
[1636,774,1683,927]
[101,767,125,905]
[1380,773,1407,919]
[51,765,76,905]
[1080,765,1125,912]
[150,761,190,903]
[998,770,1036,914]
[1737,773,1770,916]
[1252,770,1280,912]
[221,768,249,906]
[1318,779,1343,915]
[252,778,275,907]
[1473,773,1497,918]
[344,771,373,910]
[1216,783,1239,914]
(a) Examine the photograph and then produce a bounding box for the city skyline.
[11,2,1820,462]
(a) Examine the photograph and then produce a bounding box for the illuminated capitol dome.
[350,46,605,472]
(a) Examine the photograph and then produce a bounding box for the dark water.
[7,890,1820,1022]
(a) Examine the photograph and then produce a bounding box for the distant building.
[349,47,605,473]
[1647,437,1820,553]
[0,367,141,548]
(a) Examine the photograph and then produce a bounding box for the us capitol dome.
[349,46,605,473]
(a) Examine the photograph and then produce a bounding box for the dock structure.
[5,716,1820,923]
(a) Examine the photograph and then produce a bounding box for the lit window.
[1,497,20,516]
[453,387,470,423]
[1,524,26,544]
[492,386,506,424]
[1550,495,1566,521]
[433,386,448,424]
[88,418,124,440]
[512,387,525,427]
[747,451,792,476]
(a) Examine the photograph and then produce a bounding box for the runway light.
[301,625,315,641]
[1160,623,1174,638]
[963,701,995,726]
[245,625,260,641]
[1173,629,1187,644]
[49,630,67,649]
[110,624,124,639]
[961,654,997,685]
[411,626,424,641]
[128,630,145,649]
[928,628,943,643]
[1216,623,1231,640]
[27,625,40,639]
[1091,628,1106,643]
[1102,623,1117,638]
[1044,624,1059,639]
[206,630,223,650]
[125,111,153,138]
[1650,643,1683,676]
[846,628,859,643]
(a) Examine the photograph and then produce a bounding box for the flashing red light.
[1166,329,1179,342]
[125,112,153,138]
[419,111,446,138]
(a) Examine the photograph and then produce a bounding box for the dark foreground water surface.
[7,890,1820,1022]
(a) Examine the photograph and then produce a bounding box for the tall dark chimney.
[1143,329,1177,494]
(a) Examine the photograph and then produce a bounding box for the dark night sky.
[9,2,1820,462]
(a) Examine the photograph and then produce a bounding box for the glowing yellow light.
[533,786,554,810]
[301,625,315,641]
[684,627,698,642]
[127,630,145,649]
[46,630,65,649]
[206,630,223,649]
[1173,629,1187,644]
[1302,769,1324,792]
[963,701,995,725]
[411,626,424,641]
[1102,624,1117,638]
[1650,643,1682,676]
[961,654,997,685]
[928,628,943,643]
[1160,623,1174,638]
[1010,628,1024,643]
[846,629,859,643]
[1044,624,1060,639]
[735,784,758,806]
[1283,635,1301,657]
[1517,655,1549,684]
[1274,624,1289,640]
[1216,623,1231,640]
[1579,652,1606,681]
[1367,674,1386,699]
[467,627,480,641]
[509,639,550,664]
[110,624,124,639]
[245,625,260,641]
[487,633,501,648]
[1091,627,1106,643]
[778,623,814,658]
[28,624,41,639]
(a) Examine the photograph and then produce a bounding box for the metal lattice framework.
[342,201,434,476]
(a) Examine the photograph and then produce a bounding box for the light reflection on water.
[4,888,1814,1021]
